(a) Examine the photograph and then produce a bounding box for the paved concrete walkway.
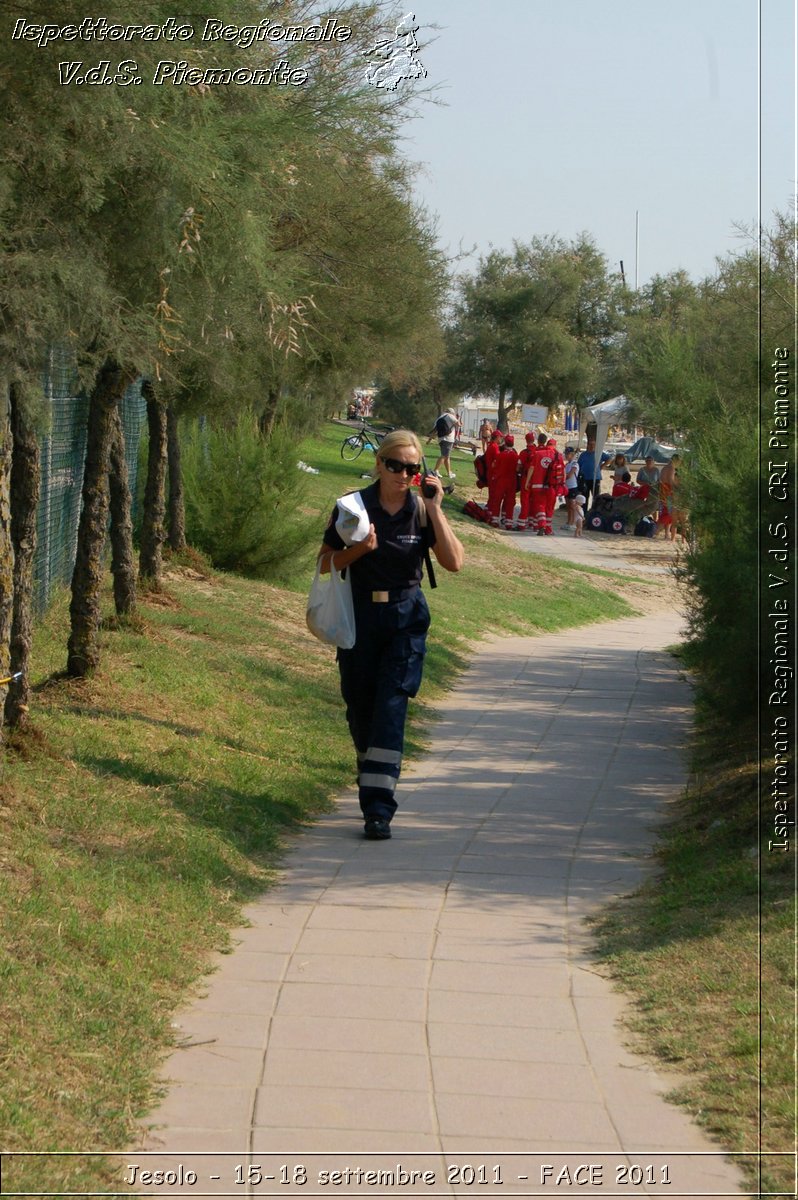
[135,613,748,1198]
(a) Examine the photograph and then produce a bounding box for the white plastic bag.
[306,559,356,649]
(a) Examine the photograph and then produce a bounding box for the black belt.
[353,585,420,604]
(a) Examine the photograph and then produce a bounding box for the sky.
[395,0,796,285]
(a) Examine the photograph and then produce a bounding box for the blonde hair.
[373,429,424,476]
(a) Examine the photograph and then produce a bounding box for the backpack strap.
[414,494,437,590]
[415,492,427,526]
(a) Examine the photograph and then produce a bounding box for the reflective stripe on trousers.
[337,589,430,822]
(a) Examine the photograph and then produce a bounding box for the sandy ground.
[453,456,688,619]
[515,505,688,616]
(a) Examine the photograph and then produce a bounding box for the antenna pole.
[634,210,640,289]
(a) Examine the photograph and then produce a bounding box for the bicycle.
[340,418,390,460]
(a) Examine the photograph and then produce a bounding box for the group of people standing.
[482,429,566,534]
[575,442,684,532]
[476,423,686,541]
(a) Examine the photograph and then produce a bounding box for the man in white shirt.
[427,409,461,479]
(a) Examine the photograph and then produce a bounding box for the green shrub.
[180,412,315,577]
[619,231,787,745]
[679,413,758,731]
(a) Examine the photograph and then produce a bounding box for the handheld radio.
[420,457,455,497]
[420,456,437,499]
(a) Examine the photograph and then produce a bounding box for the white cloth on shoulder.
[335,490,370,546]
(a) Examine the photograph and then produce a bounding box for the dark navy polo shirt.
[324,482,436,592]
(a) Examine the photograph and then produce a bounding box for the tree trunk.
[5,382,40,729]
[139,381,167,584]
[67,360,132,677]
[0,381,14,741]
[166,403,186,553]
[258,386,280,439]
[497,385,509,432]
[107,403,137,616]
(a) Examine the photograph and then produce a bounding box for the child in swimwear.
[573,493,585,538]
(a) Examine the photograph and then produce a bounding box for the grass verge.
[591,728,795,1199]
[1,422,640,1196]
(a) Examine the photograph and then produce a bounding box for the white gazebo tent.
[457,396,498,438]
[581,395,631,482]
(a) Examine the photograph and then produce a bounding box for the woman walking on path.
[318,430,464,840]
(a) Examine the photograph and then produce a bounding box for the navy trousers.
[337,588,430,823]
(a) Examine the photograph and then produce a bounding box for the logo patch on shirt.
[397,533,421,545]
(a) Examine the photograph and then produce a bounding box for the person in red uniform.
[543,438,564,534]
[485,429,503,523]
[524,432,554,535]
[516,431,537,530]
[611,471,634,498]
[493,433,518,528]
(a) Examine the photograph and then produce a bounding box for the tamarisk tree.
[139,381,168,585]
[5,383,41,727]
[107,405,137,617]
[67,362,135,676]
[1,0,447,695]
[445,235,619,427]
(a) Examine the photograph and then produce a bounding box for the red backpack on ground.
[463,499,492,522]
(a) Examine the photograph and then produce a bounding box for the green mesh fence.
[33,348,147,616]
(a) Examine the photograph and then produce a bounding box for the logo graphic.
[363,11,427,91]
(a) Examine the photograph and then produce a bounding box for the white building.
[457,396,549,437]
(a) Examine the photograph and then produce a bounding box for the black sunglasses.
[381,457,421,476]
